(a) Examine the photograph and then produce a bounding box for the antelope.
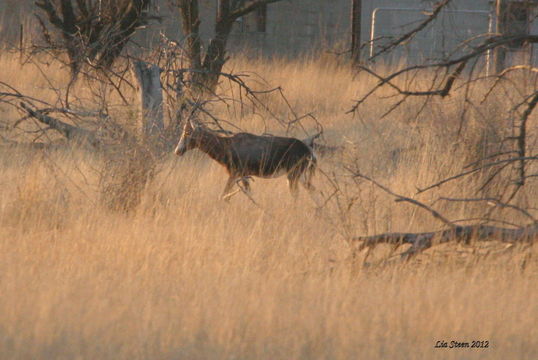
[174,120,317,200]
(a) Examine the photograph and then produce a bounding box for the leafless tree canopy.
[342,0,538,261]
[35,0,154,74]
[174,0,284,92]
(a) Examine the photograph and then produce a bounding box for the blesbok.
[174,120,317,200]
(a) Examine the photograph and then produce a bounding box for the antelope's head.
[175,120,200,156]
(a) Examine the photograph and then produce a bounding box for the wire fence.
[1,1,535,67]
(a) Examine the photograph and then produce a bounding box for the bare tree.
[35,0,156,75]
[174,0,285,93]
[0,0,321,214]
[332,0,538,261]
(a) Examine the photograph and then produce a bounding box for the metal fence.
[369,7,494,71]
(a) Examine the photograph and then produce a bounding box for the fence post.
[495,0,508,73]
[19,24,24,63]
[351,0,362,65]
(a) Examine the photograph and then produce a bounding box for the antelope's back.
[229,133,313,175]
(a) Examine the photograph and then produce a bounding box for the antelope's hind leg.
[287,173,300,197]
[300,171,316,191]
[301,155,317,191]
[287,160,314,196]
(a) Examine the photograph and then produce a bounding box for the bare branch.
[515,91,538,186]
[349,61,466,113]
[438,197,537,224]
[346,168,457,229]
[20,102,99,147]
[350,34,538,113]
[369,0,453,61]
[35,0,155,74]
[417,156,538,195]
[230,0,284,21]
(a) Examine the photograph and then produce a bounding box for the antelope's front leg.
[240,177,251,194]
[221,176,239,201]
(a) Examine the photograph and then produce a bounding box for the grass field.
[0,51,537,359]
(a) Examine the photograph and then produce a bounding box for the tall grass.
[0,52,537,359]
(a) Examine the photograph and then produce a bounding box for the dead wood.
[340,4,538,263]
[132,60,164,144]
[20,102,100,148]
[0,138,68,151]
[347,170,537,260]
[353,223,538,260]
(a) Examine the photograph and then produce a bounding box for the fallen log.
[346,170,538,260]
[20,102,100,148]
[353,223,538,259]
[0,140,68,151]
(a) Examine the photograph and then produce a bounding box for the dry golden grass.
[1,51,537,359]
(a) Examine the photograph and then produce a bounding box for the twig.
[416,156,538,194]
[20,102,99,147]
[438,197,537,224]
[369,0,453,61]
[346,167,457,229]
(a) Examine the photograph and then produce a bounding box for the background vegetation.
[0,48,537,359]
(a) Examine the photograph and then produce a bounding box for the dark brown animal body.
[175,121,316,200]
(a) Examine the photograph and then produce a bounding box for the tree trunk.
[178,0,203,84]
[176,0,286,94]
[132,60,164,144]
[200,0,235,92]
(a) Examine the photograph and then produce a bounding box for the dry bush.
[99,147,155,212]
